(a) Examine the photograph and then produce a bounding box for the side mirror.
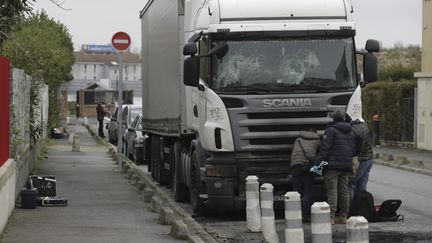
[364,53,378,83]
[188,31,203,43]
[363,39,380,83]
[183,56,199,87]
[183,43,197,56]
[365,39,380,53]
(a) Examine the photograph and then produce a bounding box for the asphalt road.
[369,164,432,218]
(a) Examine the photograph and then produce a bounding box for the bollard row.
[244,175,370,243]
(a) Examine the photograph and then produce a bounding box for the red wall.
[0,56,10,166]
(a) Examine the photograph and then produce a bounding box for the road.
[369,164,432,218]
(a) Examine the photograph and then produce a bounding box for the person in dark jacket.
[346,116,374,215]
[290,129,320,221]
[96,103,107,137]
[314,109,355,224]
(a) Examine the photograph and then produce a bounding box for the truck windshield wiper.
[276,84,328,93]
[218,85,271,93]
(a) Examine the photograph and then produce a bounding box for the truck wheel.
[150,135,159,180]
[190,150,206,215]
[172,143,189,202]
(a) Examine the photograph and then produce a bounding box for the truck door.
[190,39,209,133]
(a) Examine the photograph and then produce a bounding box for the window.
[211,37,357,93]
[84,64,87,73]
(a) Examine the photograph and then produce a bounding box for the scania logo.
[262,98,312,108]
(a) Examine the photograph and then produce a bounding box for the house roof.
[85,82,113,90]
[74,51,141,64]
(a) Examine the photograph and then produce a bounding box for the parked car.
[124,114,147,164]
[107,104,142,145]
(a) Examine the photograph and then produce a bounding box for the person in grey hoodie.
[314,109,355,224]
[290,129,320,221]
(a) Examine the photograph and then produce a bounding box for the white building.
[63,44,142,102]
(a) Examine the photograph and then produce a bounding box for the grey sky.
[33,0,422,51]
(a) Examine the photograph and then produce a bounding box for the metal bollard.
[72,135,80,152]
[246,175,261,232]
[284,192,304,243]
[84,117,88,125]
[260,183,279,243]
[311,202,332,243]
[346,216,369,243]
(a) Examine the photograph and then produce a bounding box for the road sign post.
[111,32,131,168]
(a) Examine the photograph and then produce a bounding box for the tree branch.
[48,0,71,11]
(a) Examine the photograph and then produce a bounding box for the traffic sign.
[111,32,131,52]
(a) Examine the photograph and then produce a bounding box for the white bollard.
[68,132,75,143]
[84,117,88,125]
[246,175,261,232]
[311,202,332,243]
[284,192,304,243]
[72,135,80,152]
[260,183,279,243]
[346,216,369,243]
[66,116,70,125]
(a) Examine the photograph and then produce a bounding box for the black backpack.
[351,190,403,222]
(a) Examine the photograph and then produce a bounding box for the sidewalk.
[1,123,180,243]
[373,145,432,172]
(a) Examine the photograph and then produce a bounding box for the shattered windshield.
[211,38,356,93]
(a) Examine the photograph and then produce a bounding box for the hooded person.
[290,129,320,221]
[314,109,356,224]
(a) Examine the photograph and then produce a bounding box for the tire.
[189,150,206,215]
[172,143,189,202]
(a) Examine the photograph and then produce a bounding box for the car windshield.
[211,37,357,93]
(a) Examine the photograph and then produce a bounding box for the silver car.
[107,104,142,145]
[124,115,146,164]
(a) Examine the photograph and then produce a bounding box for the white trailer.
[140,0,379,214]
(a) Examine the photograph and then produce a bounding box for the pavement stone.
[0,122,181,243]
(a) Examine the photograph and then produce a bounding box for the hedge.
[362,80,417,142]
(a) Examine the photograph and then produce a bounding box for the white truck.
[140,0,379,214]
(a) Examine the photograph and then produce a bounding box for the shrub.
[362,80,416,142]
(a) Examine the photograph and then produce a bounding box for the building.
[415,0,432,150]
[63,44,142,102]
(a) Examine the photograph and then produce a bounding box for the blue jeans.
[291,165,315,219]
[348,159,374,214]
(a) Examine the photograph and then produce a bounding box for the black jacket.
[315,121,355,172]
[351,119,374,162]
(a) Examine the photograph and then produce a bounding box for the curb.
[84,123,217,243]
[374,153,432,177]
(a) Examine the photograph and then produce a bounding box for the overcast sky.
[32,0,422,51]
